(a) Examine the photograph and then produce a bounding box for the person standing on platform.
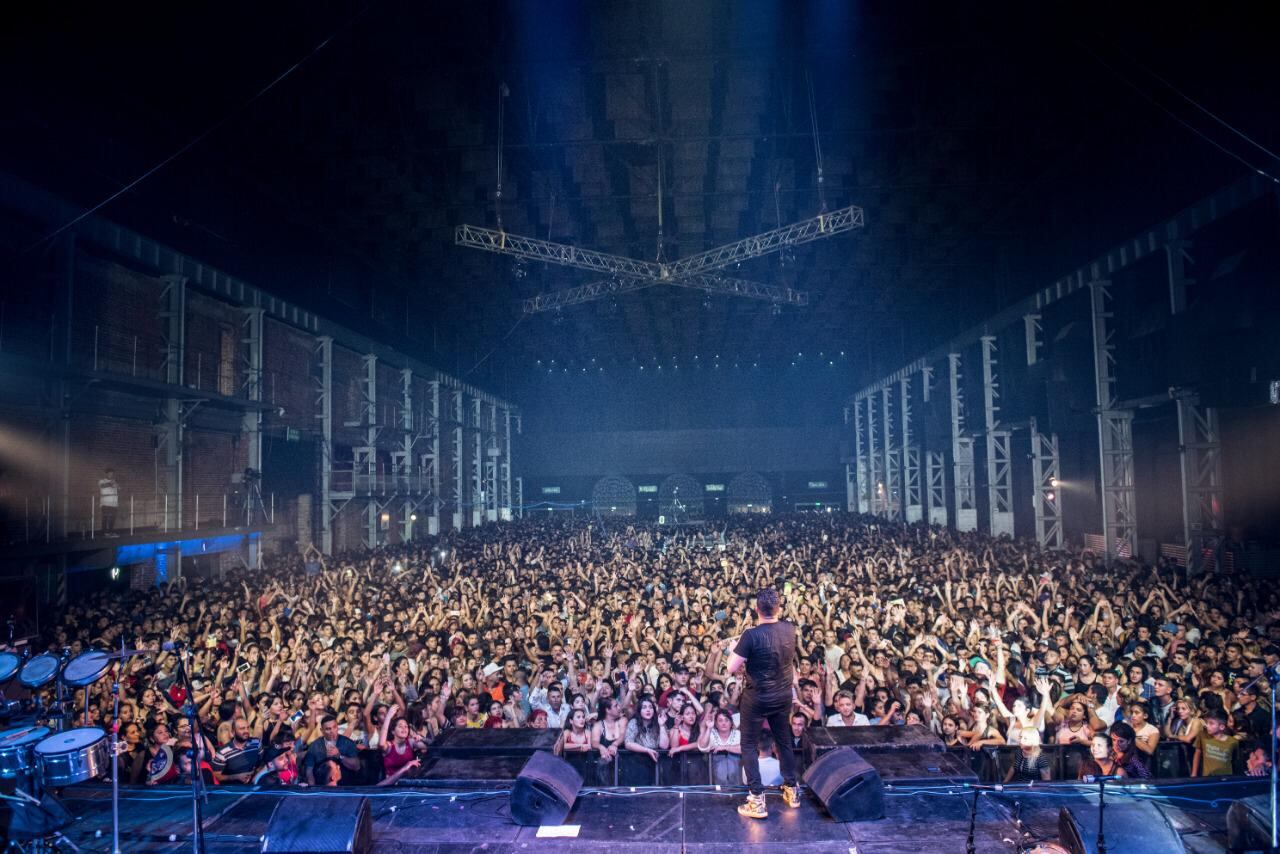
[705,587,800,819]
[99,467,119,535]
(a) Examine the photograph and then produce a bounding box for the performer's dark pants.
[739,691,798,796]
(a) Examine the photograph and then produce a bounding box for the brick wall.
[72,259,165,380]
[263,318,314,432]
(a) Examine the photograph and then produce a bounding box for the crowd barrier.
[954,739,1193,783]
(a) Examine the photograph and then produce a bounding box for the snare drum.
[19,652,61,689]
[0,651,21,683]
[35,727,110,786]
[0,725,50,778]
[62,650,112,688]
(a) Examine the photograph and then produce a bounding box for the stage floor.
[7,777,1268,853]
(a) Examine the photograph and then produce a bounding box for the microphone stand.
[172,644,206,854]
[965,785,980,854]
[110,637,124,854]
[1269,668,1277,853]
[1096,776,1107,854]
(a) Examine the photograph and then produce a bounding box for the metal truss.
[881,387,899,521]
[465,205,860,312]
[852,397,870,513]
[900,377,922,523]
[1090,279,1137,560]
[240,308,264,478]
[158,276,187,529]
[1175,393,1223,574]
[355,354,380,549]
[470,396,484,528]
[1024,313,1043,366]
[948,352,977,531]
[450,387,464,531]
[522,276,659,313]
[665,205,864,278]
[1029,418,1063,550]
[484,402,500,523]
[315,336,342,554]
[926,450,947,526]
[522,271,809,314]
[866,392,884,516]
[423,380,441,535]
[456,224,662,278]
[981,336,1014,538]
[1165,240,1193,315]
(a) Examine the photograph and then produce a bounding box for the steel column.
[882,386,899,521]
[158,275,187,529]
[866,392,884,516]
[1030,418,1063,549]
[425,380,441,535]
[901,377,922,523]
[853,396,870,513]
[948,352,977,531]
[1175,394,1224,575]
[451,388,464,531]
[926,451,947,526]
[500,408,514,521]
[241,307,264,476]
[1090,278,1137,560]
[399,368,415,542]
[315,336,336,554]
[470,396,484,527]
[1024,313,1042,366]
[981,336,1014,538]
[484,402,499,522]
[1165,240,1193,315]
[353,354,379,548]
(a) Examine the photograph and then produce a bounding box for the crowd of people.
[7,514,1278,788]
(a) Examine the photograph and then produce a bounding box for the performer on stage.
[705,587,800,818]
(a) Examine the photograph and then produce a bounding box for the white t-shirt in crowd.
[827,712,871,727]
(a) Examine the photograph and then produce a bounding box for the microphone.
[964,782,1004,792]
[1081,774,1123,783]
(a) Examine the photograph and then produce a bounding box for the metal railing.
[1,491,277,545]
[955,740,1192,783]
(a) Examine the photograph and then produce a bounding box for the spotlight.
[771,303,782,316]
[1050,478,1060,488]
[380,512,391,523]
[410,513,418,521]
[1046,490,1056,502]
[511,258,528,280]
[110,566,121,580]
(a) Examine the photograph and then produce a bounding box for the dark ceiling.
[4,1,1277,422]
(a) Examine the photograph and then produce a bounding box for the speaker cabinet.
[1057,797,1184,854]
[802,748,884,822]
[510,750,583,826]
[262,794,371,853]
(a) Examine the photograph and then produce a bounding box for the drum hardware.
[169,640,208,854]
[0,787,80,852]
[110,643,122,854]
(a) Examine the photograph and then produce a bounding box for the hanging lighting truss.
[460,204,860,314]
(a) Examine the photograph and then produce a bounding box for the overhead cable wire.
[1077,41,1280,186]
[20,2,375,255]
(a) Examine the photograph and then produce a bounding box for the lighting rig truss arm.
[522,273,807,314]
[671,273,808,307]
[521,276,660,314]
[456,224,662,279]
[663,204,864,279]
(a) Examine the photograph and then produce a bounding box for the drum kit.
[0,643,147,851]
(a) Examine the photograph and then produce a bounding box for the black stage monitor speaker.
[802,747,884,822]
[1057,797,1184,854]
[262,794,372,854]
[1226,794,1273,854]
[510,750,583,826]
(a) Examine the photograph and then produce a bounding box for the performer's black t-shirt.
[734,620,796,704]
